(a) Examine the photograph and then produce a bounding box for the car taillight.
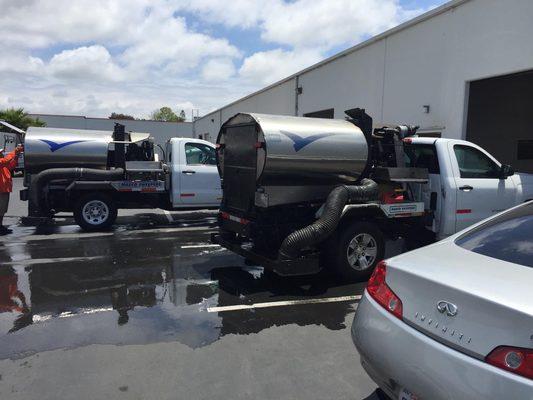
[486,346,533,380]
[366,260,403,320]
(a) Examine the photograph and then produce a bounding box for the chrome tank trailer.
[24,127,113,173]
[218,113,369,184]
[217,112,370,209]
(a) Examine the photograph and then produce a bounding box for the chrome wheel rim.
[346,233,377,271]
[82,200,109,226]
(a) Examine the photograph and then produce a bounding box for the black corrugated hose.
[29,168,124,216]
[278,178,378,259]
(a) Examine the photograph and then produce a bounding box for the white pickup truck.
[74,137,222,230]
[214,118,533,279]
[405,137,533,239]
[22,134,221,231]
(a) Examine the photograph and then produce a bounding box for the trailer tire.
[74,193,117,232]
[332,221,385,281]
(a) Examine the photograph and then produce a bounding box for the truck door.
[449,142,517,232]
[177,141,221,206]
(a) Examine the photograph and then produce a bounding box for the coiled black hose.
[30,167,124,216]
[278,178,378,259]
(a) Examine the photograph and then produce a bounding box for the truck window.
[404,144,440,174]
[453,145,500,179]
[185,143,216,165]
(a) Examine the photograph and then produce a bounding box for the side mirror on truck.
[500,164,515,179]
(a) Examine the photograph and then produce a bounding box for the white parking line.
[163,210,174,223]
[206,295,361,313]
[181,244,220,249]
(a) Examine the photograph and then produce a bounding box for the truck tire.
[73,193,117,231]
[332,221,385,281]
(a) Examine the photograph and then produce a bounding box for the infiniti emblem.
[437,300,458,317]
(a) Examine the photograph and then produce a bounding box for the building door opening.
[466,69,533,173]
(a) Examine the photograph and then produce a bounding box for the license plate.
[398,388,418,400]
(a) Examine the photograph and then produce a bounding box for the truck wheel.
[74,193,117,231]
[333,221,385,281]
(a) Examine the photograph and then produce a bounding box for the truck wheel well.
[338,211,386,233]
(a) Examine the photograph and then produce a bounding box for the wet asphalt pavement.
[0,181,381,400]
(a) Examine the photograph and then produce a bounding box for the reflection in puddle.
[0,231,363,359]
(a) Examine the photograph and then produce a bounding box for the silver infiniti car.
[352,201,533,400]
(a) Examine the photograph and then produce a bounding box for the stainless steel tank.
[218,113,369,184]
[25,127,113,173]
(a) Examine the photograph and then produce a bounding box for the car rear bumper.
[352,292,533,400]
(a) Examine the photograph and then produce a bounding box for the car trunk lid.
[387,240,533,359]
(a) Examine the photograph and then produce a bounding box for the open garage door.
[466,70,533,173]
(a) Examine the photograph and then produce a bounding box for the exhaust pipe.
[278,179,378,259]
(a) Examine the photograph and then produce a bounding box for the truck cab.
[406,137,533,239]
[166,138,221,208]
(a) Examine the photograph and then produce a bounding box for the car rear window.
[455,202,533,268]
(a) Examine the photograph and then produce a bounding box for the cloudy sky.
[0,0,445,120]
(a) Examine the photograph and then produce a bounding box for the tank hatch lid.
[129,132,152,143]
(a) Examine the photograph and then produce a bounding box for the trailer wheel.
[332,221,385,281]
[74,193,117,231]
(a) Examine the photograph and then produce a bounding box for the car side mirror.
[500,164,514,179]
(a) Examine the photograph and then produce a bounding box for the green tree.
[0,108,46,131]
[109,112,135,120]
[150,106,185,122]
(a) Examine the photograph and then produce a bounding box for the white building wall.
[297,40,386,121]
[195,78,296,141]
[194,0,533,141]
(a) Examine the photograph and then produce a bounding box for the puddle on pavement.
[1,212,218,240]
[0,230,364,360]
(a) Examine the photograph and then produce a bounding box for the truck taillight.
[366,261,403,320]
[486,346,533,380]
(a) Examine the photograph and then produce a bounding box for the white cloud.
[119,14,240,73]
[0,51,44,74]
[48,46,124,82]
[239,49,322,85]
[171,0,269,29]
[177,0,428,50]
[201,58,236,82]
[260,0,413,50]
[0,0,436,118]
